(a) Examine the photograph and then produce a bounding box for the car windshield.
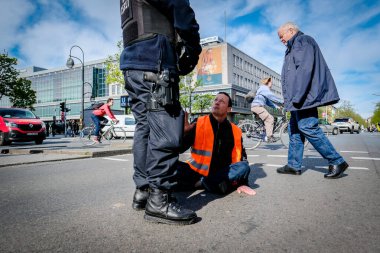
[0,109,37,119]
[334,119,349,123]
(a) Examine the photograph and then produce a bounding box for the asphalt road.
[0,132,379,252]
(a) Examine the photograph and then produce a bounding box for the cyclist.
[250,77,284,143]
[91,98,119,143]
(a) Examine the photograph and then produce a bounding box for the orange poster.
[196,46,222,85]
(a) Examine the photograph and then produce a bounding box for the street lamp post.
[66,45,84,129]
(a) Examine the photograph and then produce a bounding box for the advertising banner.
[196,46,222,85]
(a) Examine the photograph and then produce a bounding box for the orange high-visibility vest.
[186,115,242,176]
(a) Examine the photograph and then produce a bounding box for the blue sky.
[1,0,379,118]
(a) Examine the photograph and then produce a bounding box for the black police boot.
[324,161,349,179]
[144,188,197,225]
[132,187,149,211]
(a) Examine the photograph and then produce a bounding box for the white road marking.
[351,157,380,161]
[102,158,129,162]
[267,155,287,158]
[315,166,369,170]
[261,164,305,168]
[340,151,368,154]
[247,155,260,157]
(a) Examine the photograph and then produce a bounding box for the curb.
[1,147,133,157]
[0,147,133,167]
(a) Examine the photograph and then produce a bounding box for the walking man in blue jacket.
[120,0,202,224]
[276,22,349,179]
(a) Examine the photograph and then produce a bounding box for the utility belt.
[143,69,179,111]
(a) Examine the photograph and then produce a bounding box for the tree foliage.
[105,41,124,86]
[335,100,366,126]
[371,102,380,124]
[0,53,18,100]
[192,93,214,113]
[0,53,36,109]
[179,70,203,115]
[9,78,36,109]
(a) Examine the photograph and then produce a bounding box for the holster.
[144,69,179,111]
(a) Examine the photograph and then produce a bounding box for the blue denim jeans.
[175,161,251,194]
[91,114,107,137]
[288,108,345,169]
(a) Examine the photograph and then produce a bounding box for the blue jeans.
[288,108,345,169]
[175,161,251,194]
[91,114,107,137]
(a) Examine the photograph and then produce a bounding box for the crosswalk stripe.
[315,166,369,170]
[340,151,368,153]
[102,158,129,162]
[267,155,287,158]
[351,157,380,161]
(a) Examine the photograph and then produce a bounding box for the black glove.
[177,47,199,76]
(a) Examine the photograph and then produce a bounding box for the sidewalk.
[0,136,133,167]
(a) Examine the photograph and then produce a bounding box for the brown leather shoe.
[324,161,349,179]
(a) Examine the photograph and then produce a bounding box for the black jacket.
[120,0,201,73]
[281,31,340,111]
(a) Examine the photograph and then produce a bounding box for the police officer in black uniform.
[120,0,201,225]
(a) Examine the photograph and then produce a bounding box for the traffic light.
[60,102,65,112]
[65,108,71,112]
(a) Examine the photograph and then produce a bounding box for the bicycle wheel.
[79,127,96,146]
[102,127,126,144]
[279,122,309,149]
[238,122,263,150]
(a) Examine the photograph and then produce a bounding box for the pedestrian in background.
[276,22,348,179]
[120,0,202,225]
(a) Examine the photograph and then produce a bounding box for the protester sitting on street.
[91,98,118,143]
[175,92,256,196]
[250,77,284,143]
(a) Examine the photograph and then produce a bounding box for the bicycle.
[79,120,126,146]
[238,112,309,150]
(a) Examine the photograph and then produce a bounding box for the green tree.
[105,41,124,86]
[0,53,18,100]
[179,70,203,115]
[9,78,36,109]
[193,93,214,114]
[0,53,36,109]
[336,100,366,126]
[371,102,380,124]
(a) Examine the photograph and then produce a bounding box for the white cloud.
[1,0,379,117]
[0,0,35,51]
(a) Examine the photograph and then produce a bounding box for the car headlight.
[41,121,46,129]
[5,120,17,127]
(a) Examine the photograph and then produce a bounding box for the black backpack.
[244,90,257,103]
[91,102,104,110]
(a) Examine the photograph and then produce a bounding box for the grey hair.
[279,22,299,32]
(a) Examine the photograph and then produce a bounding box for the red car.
[0,107,46,146]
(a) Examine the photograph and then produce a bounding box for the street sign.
[120,95,129,108]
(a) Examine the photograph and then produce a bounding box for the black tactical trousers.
[124,70,184,190]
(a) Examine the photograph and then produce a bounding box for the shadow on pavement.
[249,163,267,189]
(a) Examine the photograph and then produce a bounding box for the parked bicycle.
[238,112,309,150]
[79,121,126,146]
